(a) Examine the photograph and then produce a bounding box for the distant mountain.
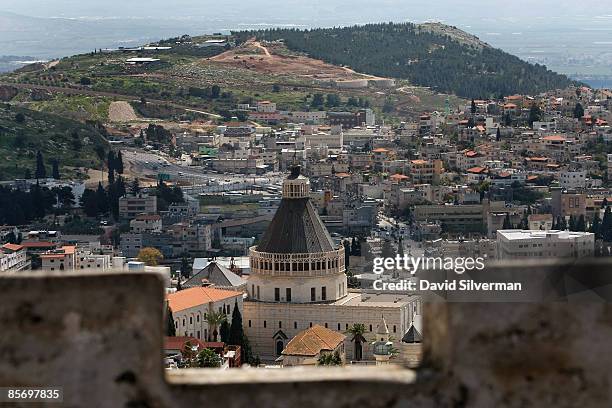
[236,22,581,98]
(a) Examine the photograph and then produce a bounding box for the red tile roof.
[164,336,207,351]
[1,243,23,252]
[167,287,242,312]
[542,135,566,142]
[282,325,346,357]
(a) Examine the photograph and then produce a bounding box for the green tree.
[81,189,99,217]
[346,323,366,361]
[180,254,192,279]
[220,320,230,343]
[228,300,243,345]
[52,160,60,180]
[574,102,584,119]
[528,104,541,127]
[601,206,612,242]
[502,213,512,229]
[343,240,351,268]
[206,311,226,342]
[196,348,221,368]
[576,215,586,232]
[166,303,176,337]
[317,350,343,366]
[591,212,602,239]
[311,93,324,108]
[35,150,46,179]
[96,182,109,214]
[137,247,164,266]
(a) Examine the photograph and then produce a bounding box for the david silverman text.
[373,279,522,291]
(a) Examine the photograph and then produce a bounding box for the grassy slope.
[0,105,108,180]
[2,36,460,119]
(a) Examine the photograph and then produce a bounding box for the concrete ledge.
[1,262,612,407]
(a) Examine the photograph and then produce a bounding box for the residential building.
[167,287,244,341]
[496,230,595,259]
[119,194,158,220]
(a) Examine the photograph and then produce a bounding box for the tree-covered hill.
[0,105,109,180]
[235,23,581,98]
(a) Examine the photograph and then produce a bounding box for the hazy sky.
[3,0,611,23]
[2,0,612,78]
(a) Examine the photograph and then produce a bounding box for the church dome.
[256,165,335,254]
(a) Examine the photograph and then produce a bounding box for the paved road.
[122,149,285,194]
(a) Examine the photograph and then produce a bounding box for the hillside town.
[2,80,612,369]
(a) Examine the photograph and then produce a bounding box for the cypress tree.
[576,215,586,232]
[568,215,576,231]
[502,213,512,229]
[220,320,230,343]
[166,303,176,337]
[52,160,60,180]
[601,206,612,242]
[116,151,124,174]
[35,150,46,179]
[228,300,243,346]
[591,212,602,239]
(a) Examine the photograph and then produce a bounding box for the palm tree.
[346,323,366,361]
[206,311,226,342]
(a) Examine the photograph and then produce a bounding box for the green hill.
[236,22,581,98]
[0,105,109,180]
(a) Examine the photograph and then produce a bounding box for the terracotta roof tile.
[167,287,242,312]
[282,325,346,357]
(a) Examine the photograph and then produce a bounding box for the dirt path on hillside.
[252,41,271,57]
[108,101,138,122]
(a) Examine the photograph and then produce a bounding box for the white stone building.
[496,230,595,260]
[167,286,244,341]
[243,165,421,362]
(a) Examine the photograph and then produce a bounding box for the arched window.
[276,340,284,356]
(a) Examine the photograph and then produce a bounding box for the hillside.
[0,105,109,180]
[235,22,581,98]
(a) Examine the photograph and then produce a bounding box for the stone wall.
[1,261,611,407]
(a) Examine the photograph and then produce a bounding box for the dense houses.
[2,83,612,369]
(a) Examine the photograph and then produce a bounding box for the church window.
[294,322,297,329]
[279,321,282,329]
[248,320,251,327]
[337,323,341,330]
[369,324,372,332]
[264,320,267,328]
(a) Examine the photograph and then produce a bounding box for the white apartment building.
[496,230,595,260]
[0,243,28,272]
